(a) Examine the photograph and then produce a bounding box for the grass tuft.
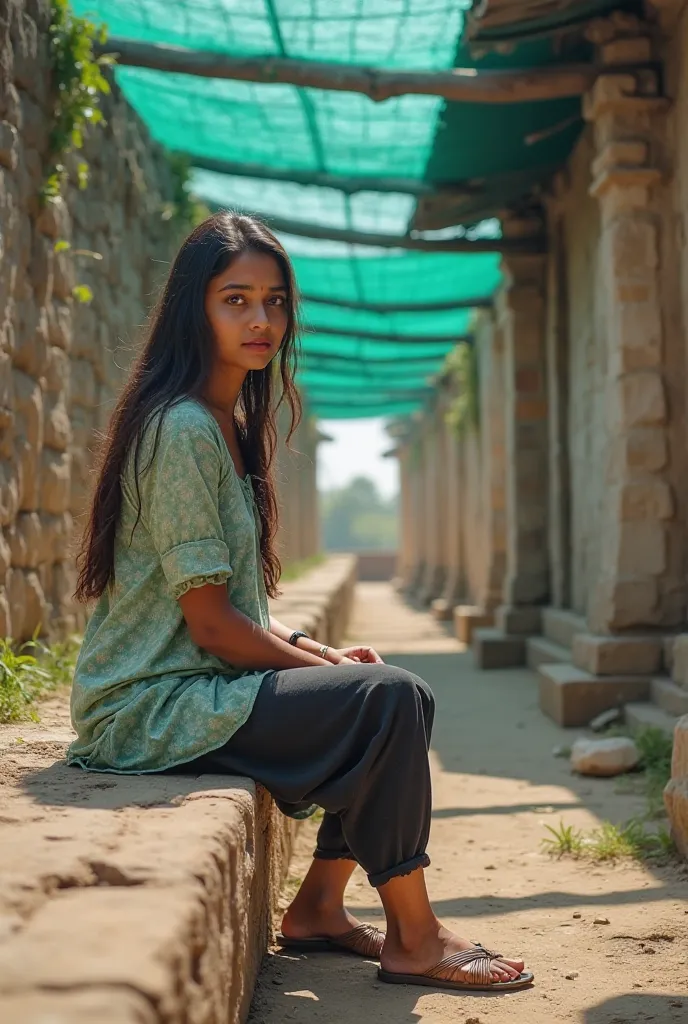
[0,631,81,724]
[542,817,674,863]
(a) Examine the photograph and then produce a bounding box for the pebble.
[565,972,579,980]
[593,917,610,925]
[573,912,582,919]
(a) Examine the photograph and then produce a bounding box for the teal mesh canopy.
[71,1,589,417]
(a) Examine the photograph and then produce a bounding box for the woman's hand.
[329,646,385,665]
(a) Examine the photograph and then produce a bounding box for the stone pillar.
[538,15,682,726]
[454,313,506,644]
[432,392,464,620]
[575,20,675,666]
[417,399,448,605]
[395,442,416,590]
[473,235,549,668]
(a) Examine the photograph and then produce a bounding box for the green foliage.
[635,726,674,818]
[444,340,479,439]
[541,816,674,863]
[321,477,398,552]
[162,153,213,234]
[0,630,81,724]
[43,0,112,201]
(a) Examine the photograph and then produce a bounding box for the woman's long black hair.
[74,211,302,603]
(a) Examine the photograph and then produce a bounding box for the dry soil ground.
[249,583,688,1024]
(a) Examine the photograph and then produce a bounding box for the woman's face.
[204,249,289,373]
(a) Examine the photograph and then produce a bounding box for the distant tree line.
[320,476,398,552]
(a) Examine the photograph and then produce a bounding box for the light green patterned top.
[67,398,270,773]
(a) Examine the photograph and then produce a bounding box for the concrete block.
[572,634,662,676]
[541,607,587,651]
[495,604,542,635]
[650,678,688,719]
[526,636,570,671]
[624,702,677,739]
[664,778,688,859]
[454,604,493,645]
[538,663,651,727]
[472,628,525,670]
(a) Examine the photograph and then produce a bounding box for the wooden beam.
[306,325,468,343]
[189,155,476,198]
[101,38,600,103]
[206,204,544,252]
[298,348,450,364]
[301,293,492,313]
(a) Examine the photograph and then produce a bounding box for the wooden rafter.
[100,38,601,103]
[189,155,477,198]
[206,205,544,252]
[301,293,492,313]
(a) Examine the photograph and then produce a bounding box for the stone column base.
[415,566,446,607]
[538,664,652,727]
[453,605,494,645]
[470,604,543,670]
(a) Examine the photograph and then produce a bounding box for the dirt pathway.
[249,583,688,1024]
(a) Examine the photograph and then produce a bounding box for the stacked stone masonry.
[395,7,688,855]
[0,0,184,643]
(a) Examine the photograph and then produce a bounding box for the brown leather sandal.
[378,942,534,992]
[277,923,385,959]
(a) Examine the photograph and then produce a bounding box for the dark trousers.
[189,663,435,887]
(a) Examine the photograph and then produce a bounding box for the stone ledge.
[651,677,688,718]
[538,663,651,727]
[472,628,526,670]
[0,554,358,1024]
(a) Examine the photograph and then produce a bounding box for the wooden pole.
[207,204,545,252]
[189,154,476,198]
[100,38,600,103]
[301,293,492,313]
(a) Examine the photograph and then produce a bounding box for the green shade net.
[70,1,591,417]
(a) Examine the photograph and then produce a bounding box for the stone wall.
[1,0,182,643]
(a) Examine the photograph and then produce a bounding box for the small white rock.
[589,707,623,732]
[570,737,640,777]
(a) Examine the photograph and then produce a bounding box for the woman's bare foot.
[380,922,525,984]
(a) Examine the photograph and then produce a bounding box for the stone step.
[624,701,678,739]
[538,663,651,727]
[472,628,526,670]
[526,636,570,672]
[650,677,688,718]
[541,607,587,652]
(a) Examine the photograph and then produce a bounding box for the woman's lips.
[243,340,271,350]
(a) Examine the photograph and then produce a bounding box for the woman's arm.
[179,585,331,670]
[269,615,343,663]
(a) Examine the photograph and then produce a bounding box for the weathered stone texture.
[0,0,181,640]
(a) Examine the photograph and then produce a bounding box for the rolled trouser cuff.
[313,848,357,861]
[368,852,430,888]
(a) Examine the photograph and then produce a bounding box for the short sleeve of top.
[135,407,232,600]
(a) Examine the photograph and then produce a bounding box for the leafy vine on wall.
[444,339,480,439]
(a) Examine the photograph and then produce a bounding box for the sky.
[317,418,399,499]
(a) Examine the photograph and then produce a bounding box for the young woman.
[69,212,533,993]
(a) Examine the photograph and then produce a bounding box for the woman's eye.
[269,295,286,306]
[225,294,244,305]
